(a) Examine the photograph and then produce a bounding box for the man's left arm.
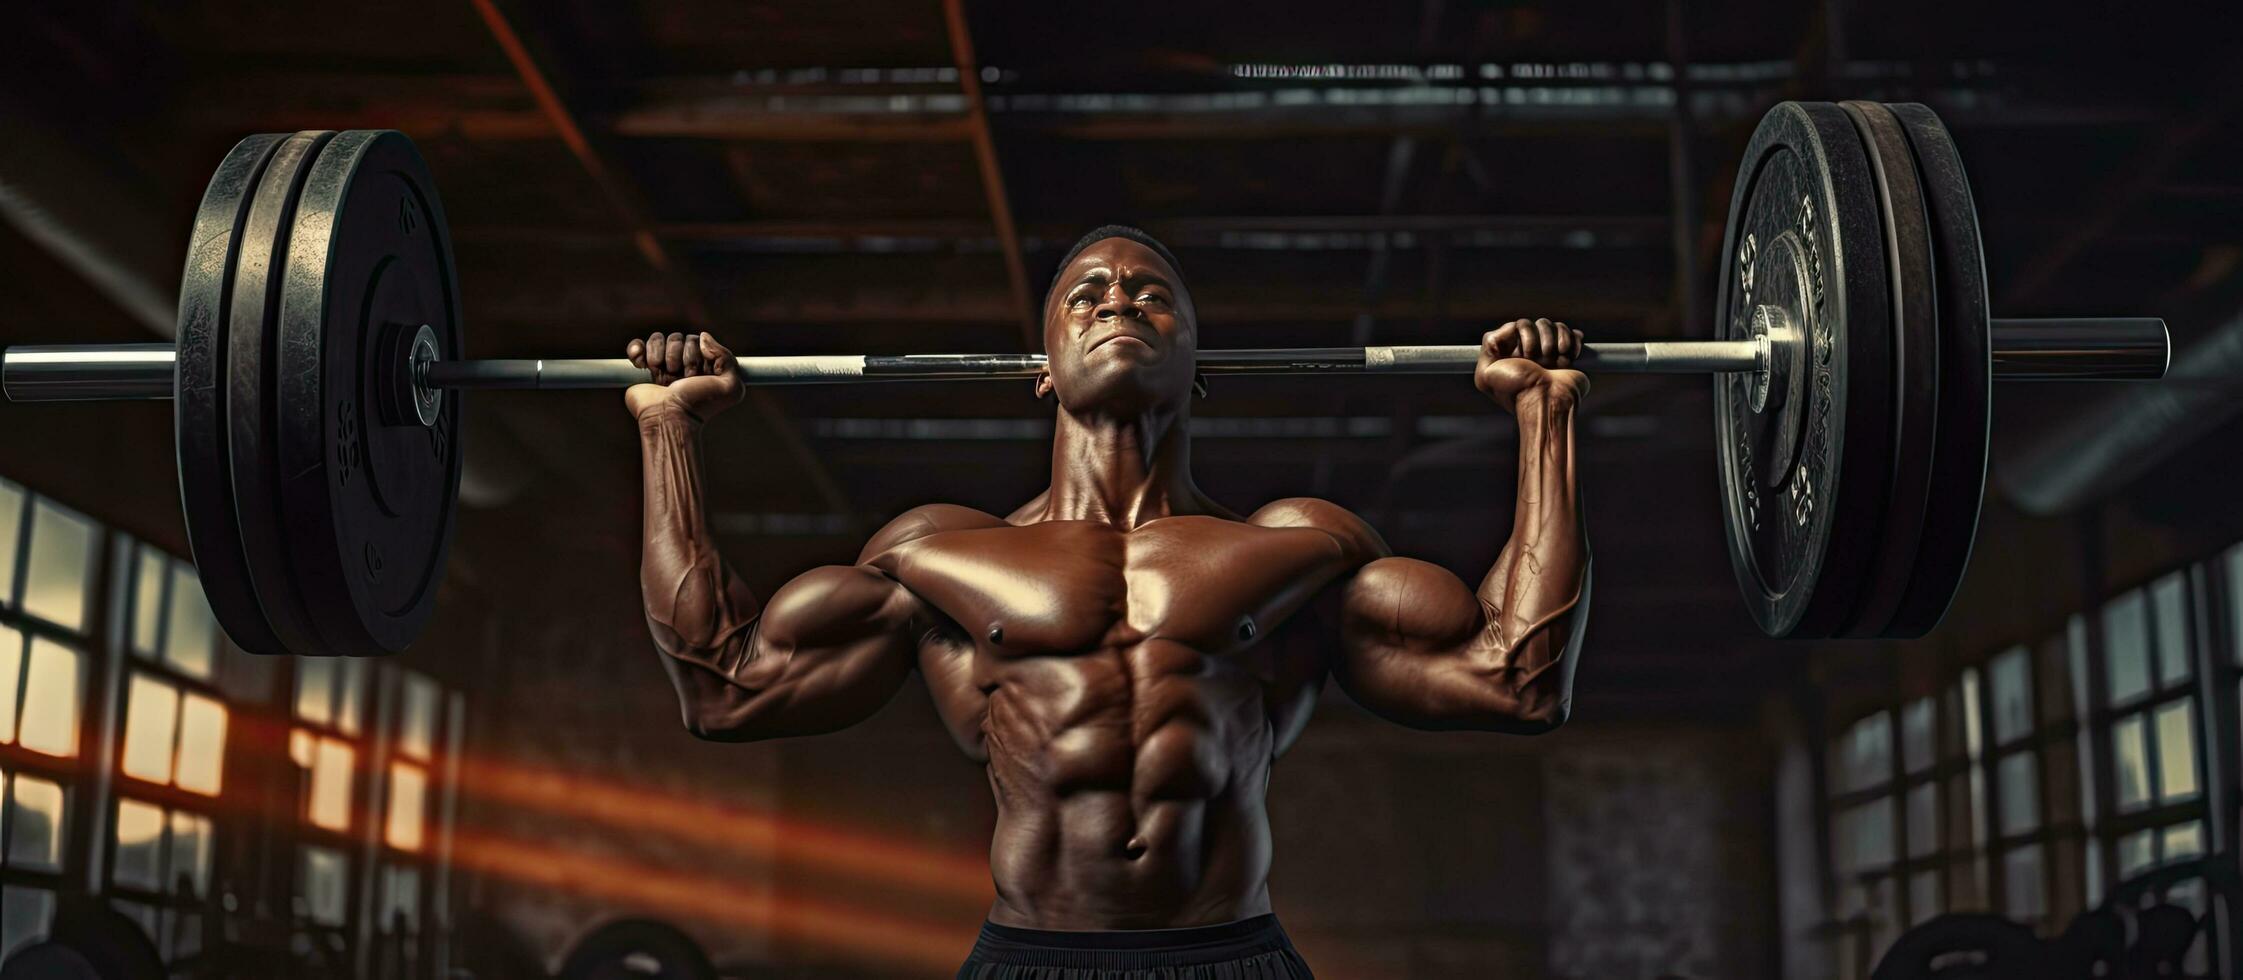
[1332,318,1591,734]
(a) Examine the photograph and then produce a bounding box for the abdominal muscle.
[980,638,1278,930]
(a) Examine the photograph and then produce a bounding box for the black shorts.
[955,914,1314,979]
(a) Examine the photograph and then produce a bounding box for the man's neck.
[1042,405,1204,527]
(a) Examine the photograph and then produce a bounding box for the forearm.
[1467,389,1590,714]
[637,409,762,677]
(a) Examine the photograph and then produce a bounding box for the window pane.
[112,798,166,890]
[1835,712,1894,793]
[1900,698,1935,774]
[0,624,21,743]
[2111,714,2151,811]
[1989,647,2033,743]
[166,811,212,899]
[6,775,65,870]
[2002,846,2045,921]
[380,864,420,933]
[18,638,81,757]
[2102,591,2151,703]
[2230,545,2243,666]
[131,547,165,657]
[289,728,315,768]
[301,846,349,926]
[1908,869,1940,925]
[0,885,55,962]
[1836,799,1897,872]
[1906,783,1938,858]
[22,500,94,630]
[1997,754,2040,835]
[310,739,354,830]
[2118,829,2155,879]
[336,659,366,736]
[121,674,181,784]
[2161,821,2203,863]
[162,567,216,680]
[2153,700,2199,801]
[399,673,439,760]
[0,480,21,606]
[175,695,227,796]
[294,657,334,725]
[2149,573,2190,687]
[385,763,426,852]
[1957,670,1984,760]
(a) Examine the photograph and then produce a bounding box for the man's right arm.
[630,331,925,741]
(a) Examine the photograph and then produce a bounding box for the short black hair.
[1046,225,1185,298]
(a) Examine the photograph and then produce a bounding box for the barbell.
[0,102,2170,656]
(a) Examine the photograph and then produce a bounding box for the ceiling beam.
[459,282,1669,332]
[465,0,854,516]
[452,213,1674,253]
[181,71,2146,143]
[942,0,1037,348]
[1997,65,2243,309]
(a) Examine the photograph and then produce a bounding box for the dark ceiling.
[5,0,2240,718]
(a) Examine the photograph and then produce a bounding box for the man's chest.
[880,517,1354,657]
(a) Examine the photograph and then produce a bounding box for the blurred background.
[1,0,2239,977]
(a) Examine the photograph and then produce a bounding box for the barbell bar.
[0,317,2170,402]
[0,101,2184,658]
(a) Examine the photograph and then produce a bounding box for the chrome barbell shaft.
[1,317,2169,402]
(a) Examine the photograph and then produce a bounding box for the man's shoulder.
[1246,497,1390,562]
[856,504,1009,564]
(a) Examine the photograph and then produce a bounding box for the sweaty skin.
[625,238,1591,930]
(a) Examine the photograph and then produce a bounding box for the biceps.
[689,565,921,736]
[1339,557,1487,655]
[1333,557,1503,724]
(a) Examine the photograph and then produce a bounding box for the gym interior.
[1,1,2239,978]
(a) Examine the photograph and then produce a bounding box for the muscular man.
[626,226,1591,979]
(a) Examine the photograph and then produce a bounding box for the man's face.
[1037,237,1196,416]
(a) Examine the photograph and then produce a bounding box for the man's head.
[1035,226,1198,416]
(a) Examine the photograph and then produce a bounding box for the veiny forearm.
[1465,390,1590,717]
[637,410,764,690]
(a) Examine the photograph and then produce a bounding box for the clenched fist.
[1474,318,1590,414]
[624,331,745,423]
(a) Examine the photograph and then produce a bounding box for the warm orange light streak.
[450,755,993,904]
[449,829,973,973]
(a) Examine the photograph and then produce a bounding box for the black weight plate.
[1870,913,2049,980]
[1714,101,1895,638]
[227,130,339,657]
[1883,103,1991,638]
[176,133,287,657]
[1837,101,1941,639]
[273,130,463,657]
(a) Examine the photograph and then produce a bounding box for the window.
[291,729,357,831]
[3,634,83,759]
[300,845,349,926]
[20,499,96,632]
[4,771,67,872]
[2094,574,2205,857]
[1824,693,1976,979]
[120,675,227,795]
[0,480,20,609]
[290,652,372,936]
[0,481,99,963]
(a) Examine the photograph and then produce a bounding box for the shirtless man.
[625,226,1591,979]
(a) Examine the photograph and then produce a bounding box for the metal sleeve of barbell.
[1989,317,2168,380]
[1,344,177,402]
